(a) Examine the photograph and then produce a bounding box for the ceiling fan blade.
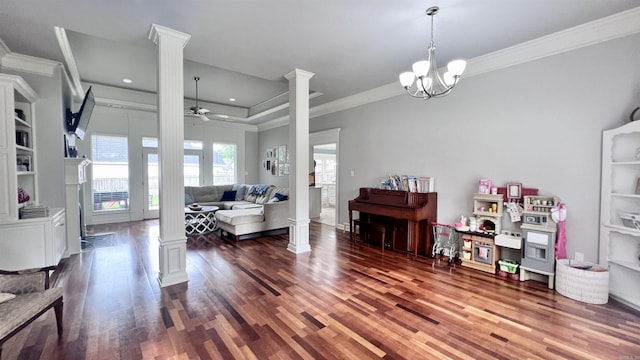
[197,107,210,115]
[196,113,210,121]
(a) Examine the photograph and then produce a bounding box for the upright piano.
[348,188,437,257]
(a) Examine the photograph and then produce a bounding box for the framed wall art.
[506,183,522,199]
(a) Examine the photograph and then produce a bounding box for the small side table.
[185,206,219,235]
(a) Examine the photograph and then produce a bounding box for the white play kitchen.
[456,180,610,304]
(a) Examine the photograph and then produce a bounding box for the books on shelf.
[379,175,434,192]
[19,205,49,219]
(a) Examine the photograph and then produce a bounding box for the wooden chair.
[0,266,63,358]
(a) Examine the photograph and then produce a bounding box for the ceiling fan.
[186,76,210,121]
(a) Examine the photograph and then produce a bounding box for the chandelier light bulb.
[412,60,430,78]
[447,59,467,76]
[399,72,416,88]
[443,72,455,86]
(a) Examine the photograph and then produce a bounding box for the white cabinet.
[0,208,66,271]
[599,120,640,311]
[0,74,38,221]
[0,74,67,271]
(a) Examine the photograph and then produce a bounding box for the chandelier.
[399,6,466,99]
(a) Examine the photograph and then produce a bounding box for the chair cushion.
[0,288,62,339]
[0,272,45,294]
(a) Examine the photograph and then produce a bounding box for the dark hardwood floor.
[3,220,640,359]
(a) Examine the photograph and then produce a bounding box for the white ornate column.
[149,24,191,287]
[285,69,314,254]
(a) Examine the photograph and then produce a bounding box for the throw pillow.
[274,192,288,201]
[267,197,279,203]
[232,184,247,201]
[249,184,271,195]
[220,190,237,201]
[185,193,194,205]
[0,292,16,304]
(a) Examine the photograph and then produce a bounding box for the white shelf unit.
[0,74,38,221]
[599,121,640,311]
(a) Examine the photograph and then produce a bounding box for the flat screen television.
[66,86,94,141]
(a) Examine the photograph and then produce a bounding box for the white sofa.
[184,184,289,240]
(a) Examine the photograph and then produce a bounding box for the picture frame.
[478,179,492,194]
[506,183,522,199]
[635,178,640,195]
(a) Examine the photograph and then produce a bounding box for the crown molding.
[95,97,157,112]
[0,38,10,59]
[55,26,84,98]
[0,73,39,102]
[257,116,289,132]
[94,96,258,131]
[0,52,60,77]
[465,6,640,78]
[257,6,640,131]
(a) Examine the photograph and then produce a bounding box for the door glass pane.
[147,153,159,211]
[213,143,236,185]
[184,154,200,186]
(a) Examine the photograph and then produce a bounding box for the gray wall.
[244,130,259,184]
[258,126,290,187]
[262,33,640,263]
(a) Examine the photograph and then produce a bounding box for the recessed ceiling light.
[122,78,133,84]
[229,98,236,102]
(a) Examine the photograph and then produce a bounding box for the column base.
[157,236,189,287]
[287,218,311,254]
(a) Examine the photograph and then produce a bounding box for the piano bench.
[352,220,394,252]
[352,219,377,243]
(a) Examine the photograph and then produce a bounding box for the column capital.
[149,24,191,47]
[285,68,315,81]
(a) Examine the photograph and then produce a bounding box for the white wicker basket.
[556,259,609,304]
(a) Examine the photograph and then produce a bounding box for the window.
[92,135,129,211]
[213,143,236,185]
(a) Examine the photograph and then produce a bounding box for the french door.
[142,149,159,219]
[142,149,203,219]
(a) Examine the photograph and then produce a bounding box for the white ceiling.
[1,0,639,124]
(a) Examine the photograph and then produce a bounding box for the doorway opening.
[312,143,336,226]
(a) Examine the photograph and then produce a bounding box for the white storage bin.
[556,259,609,304]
